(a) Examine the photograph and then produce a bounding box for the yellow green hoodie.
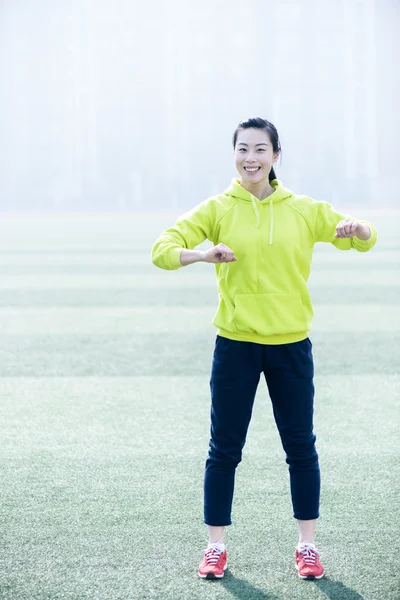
[151,179,378,345]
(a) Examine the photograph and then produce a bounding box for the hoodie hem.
[216,328,309,346]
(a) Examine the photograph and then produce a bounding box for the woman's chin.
[241,175,263,185]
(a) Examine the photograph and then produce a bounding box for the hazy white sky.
[0,0,399,210]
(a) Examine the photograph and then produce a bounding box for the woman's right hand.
[202,243,237,264]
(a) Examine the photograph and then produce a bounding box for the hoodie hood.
[223,178,294,244]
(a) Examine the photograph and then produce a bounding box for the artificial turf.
[0,212,398,600]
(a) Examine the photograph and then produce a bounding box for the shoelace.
[204,547,222,565]
[298,544,318,565]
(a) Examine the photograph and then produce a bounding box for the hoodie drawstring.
[250,194,260,228]
[250,193,274,244]
[269,197,274,245]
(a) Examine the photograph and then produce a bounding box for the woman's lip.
[244,166,261,171]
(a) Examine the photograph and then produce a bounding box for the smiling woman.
[151,116,378,582]
[233,117,281,196]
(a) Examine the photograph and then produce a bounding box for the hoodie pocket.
[233,293,308,336]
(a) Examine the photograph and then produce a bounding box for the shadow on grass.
[213,571,365,600]
[220,571,279,600]
[313,577,365,600]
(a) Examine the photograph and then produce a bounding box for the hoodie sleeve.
[151,199,216,270]
[312,200,378,252]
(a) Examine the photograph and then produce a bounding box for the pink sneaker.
[198,545,227,579]
[295,542,325,579]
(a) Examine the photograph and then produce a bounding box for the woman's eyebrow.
[237,142,269,146]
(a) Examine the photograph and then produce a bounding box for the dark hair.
[232,117,281,181]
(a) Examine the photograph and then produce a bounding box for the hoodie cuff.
[167,247,184,270]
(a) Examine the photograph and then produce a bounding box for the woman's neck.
[240,179,274,200]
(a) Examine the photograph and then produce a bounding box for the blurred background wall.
[0,0,398,212]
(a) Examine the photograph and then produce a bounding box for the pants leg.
[204,336,262,526]
[263,337,320,520]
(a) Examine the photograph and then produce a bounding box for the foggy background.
[0,0,398,213]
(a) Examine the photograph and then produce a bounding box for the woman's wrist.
[180,249,205,266]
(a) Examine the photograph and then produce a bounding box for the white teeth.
[245,167,259,172]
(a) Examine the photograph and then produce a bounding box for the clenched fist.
[335,220,371,240]
[202,243,238,264]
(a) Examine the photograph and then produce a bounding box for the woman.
[151,117,377,581]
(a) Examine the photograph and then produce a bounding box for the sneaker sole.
[296,563,325,580]
[296,566,325,580]
[297,573,325,580]
[198,564,227,579]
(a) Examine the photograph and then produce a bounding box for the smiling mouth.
[244,167,261,172]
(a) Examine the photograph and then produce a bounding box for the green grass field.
[0,212,399,600]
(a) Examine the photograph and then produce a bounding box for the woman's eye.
[257,148,265,152]
[238,148,246,152]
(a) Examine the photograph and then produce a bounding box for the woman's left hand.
[335,220,370,239]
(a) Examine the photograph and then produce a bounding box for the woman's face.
[234,128,279,185]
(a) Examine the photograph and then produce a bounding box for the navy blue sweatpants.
[204,335,320,525]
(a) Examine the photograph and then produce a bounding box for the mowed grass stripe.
[0,269,396,288]
[0,285,397,306]
[0,259,396,276]
[0,331,398,376]
[1,374,397,459]
[0,243,398,255]
[0,305,398,334]
[0,238,395,250]
[0,249,396,267]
